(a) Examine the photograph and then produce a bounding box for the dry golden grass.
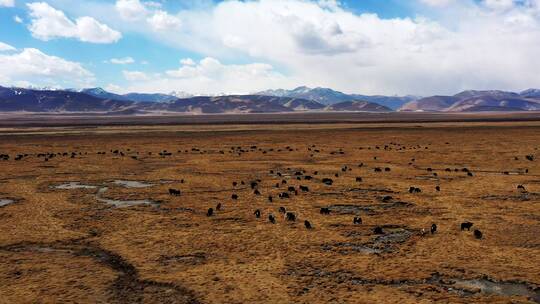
[0,122,539,303]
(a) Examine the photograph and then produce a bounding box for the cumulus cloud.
[115,0,148,20]
[138,0,540,95]
[420,0,455,7]
[180,58,196,66]
[16,0,540,95]
[123,70,149,81]
[109,57,135,64]
[27,2,121,44]
[0,48,94,87]
[0,0,14,7]
[122,57,291,94]
[115,0,182,32]
[0,42,16,52]
[147,10,181,31]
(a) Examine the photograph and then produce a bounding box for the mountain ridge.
[399,90,540,112]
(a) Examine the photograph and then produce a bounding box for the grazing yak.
[254,209,261,218]
[168,189,181,196]
[216,203,222,211]
[461,222,473,231]
[356,177,363,182]
[300,186,309,192]
[269,214,276,224]
[431,223,437,234]
[231,194,239,200]
[435,186,441,192]
[279,192,290,199]
[207,208,214,217]
[286,212,296,222]
[409,187,421,193]
[353,217,362,224]
[373,226,384,234]
[279,207,286,213]
[320,207,331,215]
[304,220,312,229]
[322,178,333,185]
[474,229,483,239]
[268,196,273,202]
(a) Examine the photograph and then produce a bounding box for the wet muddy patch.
[285,265,540,303]
[323,226,415,255]
[0,241,201,304]
[96,187,159,208]
[327,204,375,215]
[112,180,154,188]
[0,198,16,207]
[53,182,97,190]
[429,274,540,302]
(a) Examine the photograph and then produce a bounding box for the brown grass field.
[0,119,539,303]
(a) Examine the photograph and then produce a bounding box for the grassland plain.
[0,122,539,303]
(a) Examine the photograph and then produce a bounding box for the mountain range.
[1,85,539,114]
[399,90,540,112]
[0,86,391,114]
[257,86,417,109]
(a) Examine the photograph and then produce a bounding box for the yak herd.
[158,143,534,241]
[2,142,536,242]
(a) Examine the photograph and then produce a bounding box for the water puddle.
[53,182,97,190]
[112,180,154,188]
[431,275,540,302]
[96,187,159,208]
[0,199,15,207]
[453,279,539,300]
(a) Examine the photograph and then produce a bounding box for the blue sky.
[1,0,539,95]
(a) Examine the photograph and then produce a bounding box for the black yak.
[461,222,473,231]
[373,226,384,234]
[286,212,296,221]
[474,229,483,239]
[320,207,331,215]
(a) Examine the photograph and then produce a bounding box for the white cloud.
[0,48,94,87]
[14,15,23,23]
[133,0,540,95]
[0,0,14,7]
[0,42,16,52]
[123,57,291,94]
[123,70,150,81]
[105,83,123,93]
[147,10,181,31]
[115,0,181,32]
[483,0,516,10]
[420,0,455,7]
[15,0,540,95]
[109,56,135,64]
[115,0,148,20]
[180,58,196,66]
[27,2,121,44]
